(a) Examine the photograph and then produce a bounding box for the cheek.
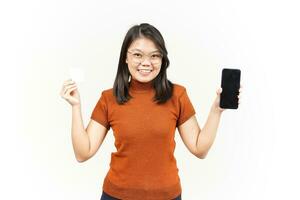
[154,66,161,73]
[127,64,138,74]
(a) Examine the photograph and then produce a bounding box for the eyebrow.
[130,48,161,53]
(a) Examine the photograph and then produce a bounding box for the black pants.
[100,191,182,200]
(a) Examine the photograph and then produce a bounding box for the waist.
[102,174,182,200]
[101,190,182,200]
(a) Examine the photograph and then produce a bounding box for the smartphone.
[220,68,241,109]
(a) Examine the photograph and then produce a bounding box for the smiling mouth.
[137,69,153,75]
[137,69,153,72]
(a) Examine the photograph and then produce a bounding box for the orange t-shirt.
[91,78,196,200]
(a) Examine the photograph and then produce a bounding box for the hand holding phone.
[220,68,241,109]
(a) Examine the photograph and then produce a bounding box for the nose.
[140,57,151,66]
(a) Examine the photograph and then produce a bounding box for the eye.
[152,54,162,58]
[133,53,142,58]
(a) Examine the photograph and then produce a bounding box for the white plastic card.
[69,67,85,83]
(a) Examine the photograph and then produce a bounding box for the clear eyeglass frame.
[127,50,163,65]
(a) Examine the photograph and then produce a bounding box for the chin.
[136,78,153,82]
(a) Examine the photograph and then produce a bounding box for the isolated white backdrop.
[1,0,299,199]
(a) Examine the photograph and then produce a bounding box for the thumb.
[216,87,222,95]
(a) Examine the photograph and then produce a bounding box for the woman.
[60,23,242,200]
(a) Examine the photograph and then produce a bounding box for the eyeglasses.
[127,50,163,65]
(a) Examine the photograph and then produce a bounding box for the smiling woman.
[60,22,242,200]
[94,23,187,200]
[113,23,173,105]
[126,39,162,80]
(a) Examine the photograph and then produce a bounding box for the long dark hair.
[113,23,174,105]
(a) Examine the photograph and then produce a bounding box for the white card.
[69,67,85,83]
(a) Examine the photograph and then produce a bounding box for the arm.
[178,110,221,159]
[71,105,108,162]
[178,86,241,159]
[197,109,222,158]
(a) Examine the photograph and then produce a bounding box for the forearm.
[196,109,222,157]
[71,105,90,161]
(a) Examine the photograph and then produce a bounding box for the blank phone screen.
[220,68,241,109]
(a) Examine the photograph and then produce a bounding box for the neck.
[129,78,154,93]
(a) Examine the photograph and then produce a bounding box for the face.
[126,37,162,83]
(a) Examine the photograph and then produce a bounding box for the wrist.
[210,107,223,116]
[72,104,81,110]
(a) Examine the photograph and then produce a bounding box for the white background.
[1,0,299,199]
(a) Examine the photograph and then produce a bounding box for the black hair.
[113,23,173,105]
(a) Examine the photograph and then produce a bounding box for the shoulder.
[101,88,113,96]
[95,88,114,102]
[172,82,189,98]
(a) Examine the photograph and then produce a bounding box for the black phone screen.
[220,68,241,109]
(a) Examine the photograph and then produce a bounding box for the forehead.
[128,37,159,52]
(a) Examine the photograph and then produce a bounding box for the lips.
[137,69,152,76]
[137,69,153,72]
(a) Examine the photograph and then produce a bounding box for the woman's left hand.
[210,85,243,114]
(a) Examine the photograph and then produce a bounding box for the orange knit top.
[90,78,196,200]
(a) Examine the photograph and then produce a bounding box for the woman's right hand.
[60,79,81,107]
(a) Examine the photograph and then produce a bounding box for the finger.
[64,85,77,95]
[64,79,73,84]
[62,82,76,93]
[63,79,76,86]
[61,83,74,97]
[66,85,78,95]
[68,82,77,88]
[66,85,77,93]
[61,82,76,93]
[63,86,77,99]
[64,83,77,91]
[216,87,222,95]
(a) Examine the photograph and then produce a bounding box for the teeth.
[139,69,152,72]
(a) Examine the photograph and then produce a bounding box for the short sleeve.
[90,91,110,130]
[176,88,196,127]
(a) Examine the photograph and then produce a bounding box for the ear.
[126,57,128,64]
